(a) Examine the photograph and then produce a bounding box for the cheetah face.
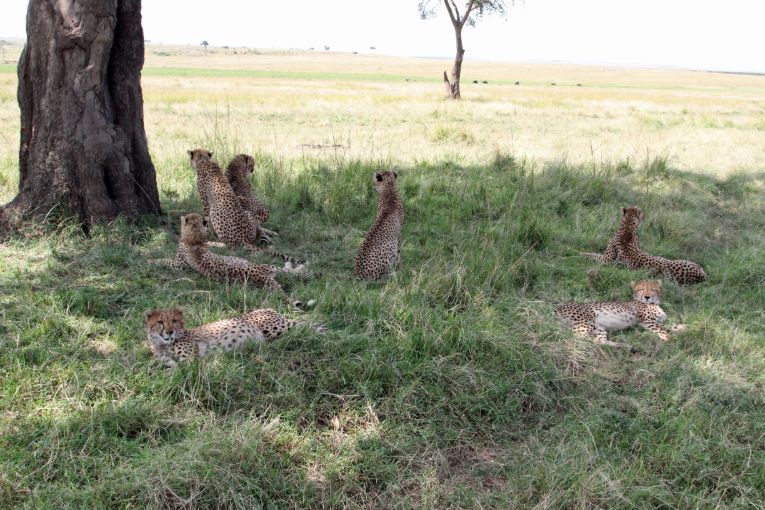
[243,155,255,175]
[180,213,209,245]
[187,148,214,168]
[621,205,644,227]
[373,170,398,193]
[632,279,662,304]
[144,308,186,350]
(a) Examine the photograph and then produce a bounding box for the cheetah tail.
[286,298,316,310]
[244,244,304,265]
[295,319,327,334]
[580,252,607,262]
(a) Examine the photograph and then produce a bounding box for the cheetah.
[556,280,672,350]
[188,148,293,259]
[615,206,707,284]
[580,206,644,264]
[226,154,273,229]
[582,206,706,284]
[353,171,404,280]
[152,213,314,308]
[144,307,323,367]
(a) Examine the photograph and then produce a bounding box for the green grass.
[1,152,764,508]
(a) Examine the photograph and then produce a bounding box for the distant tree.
[324,45,330,51]
[418,0,509,99]
[201,40,209,52]
[5,0,160,229]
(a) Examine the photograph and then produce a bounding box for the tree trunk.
[447,23,465,99]
[6,0,160,230]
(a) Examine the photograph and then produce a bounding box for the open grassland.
[1,45,765,508]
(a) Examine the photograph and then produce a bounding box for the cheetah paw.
[670,324,687,333]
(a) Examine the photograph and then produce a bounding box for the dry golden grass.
[1,42,764,204]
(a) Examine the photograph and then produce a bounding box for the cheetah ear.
[143,309,155,323]
[393,171,398,179]
[622,207,628,215]
[630,280,636,288]
[182,215,187,225]
[187,150,193,157]
[207,151,213,158]
[375,173,383,182]
[657,279,663,287]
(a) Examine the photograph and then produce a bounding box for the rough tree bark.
[444,23,465,99]
[6,0,160,229]
[441,0,472,100]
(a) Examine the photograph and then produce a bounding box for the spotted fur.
[556,280,671,350]
[580,206,644,263]
[153,213,313,308]
[616,206,707,284]
[144,307,322,367]
[353,171,404,280]
[583,206,706,284]
[226,154,271,225]
[188,148,296,261]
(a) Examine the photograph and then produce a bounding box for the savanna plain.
[1,44,764,508]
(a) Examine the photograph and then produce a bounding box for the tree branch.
[462,0,477,25]
[442,0,458,24]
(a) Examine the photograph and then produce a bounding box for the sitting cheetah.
[152,213,314,308]
[144,307,323,367]
[583,206,706,284]
[616,206,707,284]
[188,148,293,258]
[353,171,404,280]
[226,154,272,227]
[556,280,672,351]
[580,206,642,264]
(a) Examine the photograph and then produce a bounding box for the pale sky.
[1,0,763,72]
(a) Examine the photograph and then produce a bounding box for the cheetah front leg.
[641,321,670,342]
[149,248,188,269]
[262,277,314,309]
[591,327,637,352]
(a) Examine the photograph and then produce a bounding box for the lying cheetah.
[226,154,272,226]
[144,307,323,367]
[616,206,707,284]
[556,280,672,350]
[188,148,293,258]
[153,214,313,308]
[353,171,404,280]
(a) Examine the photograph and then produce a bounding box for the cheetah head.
[631,279,662,304]
[373,170,398,193]
[187,148,214,168]
[144,308,186,354]
[621,205,644,228]
[180,213,209,246]
[230,154,255,175]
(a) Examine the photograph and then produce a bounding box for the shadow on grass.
[1,156,764,507]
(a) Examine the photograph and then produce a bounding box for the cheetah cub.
[144,307,324,367]
[225,154,275,238]
[556,280,673,350]
[152,213,314,308]
[188,148,295,260]
[583,205,706,284]
[353,171,404,280]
